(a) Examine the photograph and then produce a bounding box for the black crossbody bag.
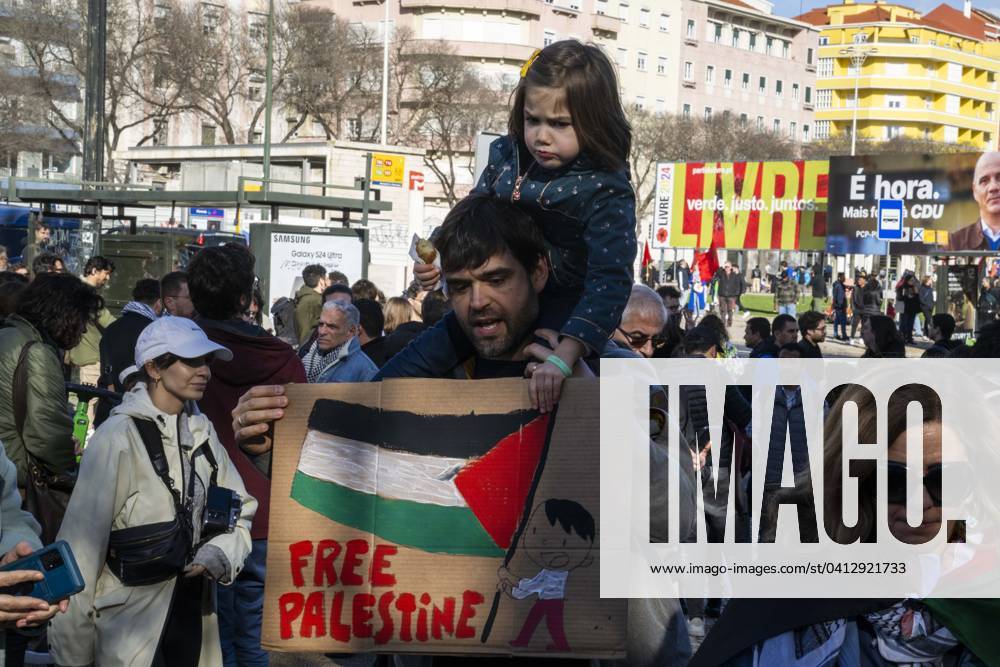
[105,418,208,587]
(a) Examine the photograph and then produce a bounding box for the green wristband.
[546,354,573,378]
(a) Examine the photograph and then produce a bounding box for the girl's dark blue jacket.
[472,135,637,353]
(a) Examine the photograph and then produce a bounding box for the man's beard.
[461,302,537,360]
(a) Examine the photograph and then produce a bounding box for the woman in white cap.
[50,317,257,667]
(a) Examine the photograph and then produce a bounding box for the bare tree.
[10,0,185,180]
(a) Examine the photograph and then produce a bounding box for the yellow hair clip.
[520,49,541,79]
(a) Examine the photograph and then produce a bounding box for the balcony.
[412,39,537,62]
[400,0,542,16]
[591,13,619,35]
[682,79,696,88]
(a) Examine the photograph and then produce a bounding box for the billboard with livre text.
[658,160,828,250]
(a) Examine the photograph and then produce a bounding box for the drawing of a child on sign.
[497,499,595,652]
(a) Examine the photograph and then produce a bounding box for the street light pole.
[380,0,390,146]
[263,0,275,192]
[839,45,877,156]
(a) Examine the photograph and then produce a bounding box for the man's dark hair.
[31,252,62,275]
[542,498,595,543]
[131,278,161,305]
[656,285,681,300]
[160,270,187,297]
[353,298,384,339]
[0,271,29,316]
[772,313,797,332]
[322,283,353,302]
[187,243,255,320]
[351,279,379,302]
[798,311,826,336]
[327,270,349,286]
[778,342,802,357]
[420,290,450,327]
[746,316,770,339]
[35,218,50,231]
[837,272,845,281]
[83,256,115,276]
[302,264,327,289]
[683,326,720,356]
[931,313,955,340]
[436,194,547,277]
[971,321,1000,358]
[16,273,103,349]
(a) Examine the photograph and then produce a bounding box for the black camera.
[203,486,241,539]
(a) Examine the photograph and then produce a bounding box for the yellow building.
[797,0,1000,148]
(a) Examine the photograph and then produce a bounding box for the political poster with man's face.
[826,152,983,255]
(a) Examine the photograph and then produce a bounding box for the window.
[739,113,748,128]
[748,32,757,50]
[815,120,830,138]
[637,51,647,71]
[758,75,766,94]
[706,64,715,85]
[802,124,810,141]
[853,32,868,43]
[348,118,362,140]
[885,62,907,77]
[248,13,267,43]
[659,13,669,31]
[619,2,628,21]
[805,86,812,104]
[711,21,722,42]
[152,119,168,146]
[946,94,960,114]
[741,72,750,90]
[596,0,608,13]
[885,126,904,139]
[775,79,782,97]
[756,115,764,130]
[792,82,800,101]
[251,130,262,144]
[765,36,774,55]
[926,63,937,78]
[782,41,790,58]
[910,35,919,43]
[657,56,667,75]
[635,96,646,111]
[639,7,650,27]
[925,94,934,110]
[732,28,740,47]
[201,3,221,35]
[817,58,833,77]
[948,63,962,82]
[682,103,691,117]
[816,89,831,109]
[655,98,666,114]
[886,94,904,109]
[724,68,732,88]
[789,121,796,138]
[200,123,216,146]
[544,30,556,46]
[617,48,628,67]
[773,118,780,132]
[807,47,814,65]
[686,19,696,38]
[704,106,713,119]
[684,61,694,81]
[819,36,828,45]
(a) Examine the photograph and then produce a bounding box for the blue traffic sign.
[190,207,225,218]
[877,199,904,241]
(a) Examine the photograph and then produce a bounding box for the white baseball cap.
[119,365,139,386]
[134,317,233,369]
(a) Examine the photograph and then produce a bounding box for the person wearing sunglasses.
[611,285,669,358]
[694,384,990,667]
[51,316,257,667]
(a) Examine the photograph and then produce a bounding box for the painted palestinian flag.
[290,399,552,557]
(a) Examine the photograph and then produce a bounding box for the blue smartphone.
[0,540,85,603]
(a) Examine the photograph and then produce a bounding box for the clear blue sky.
[770,0,994,19]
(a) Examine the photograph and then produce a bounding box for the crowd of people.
[0,37,992,667]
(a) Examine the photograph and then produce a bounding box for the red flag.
[693,240,720,282]
[641,241,653,269]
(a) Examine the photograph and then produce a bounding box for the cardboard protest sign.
[262,378,625,658]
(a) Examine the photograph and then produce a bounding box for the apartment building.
[677,0,820,143]
[797,0,1000,148]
